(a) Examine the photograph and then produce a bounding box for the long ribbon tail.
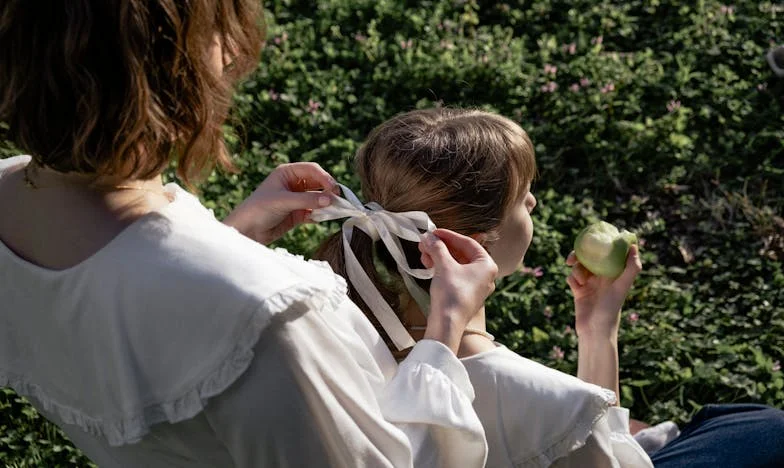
[310,184,438,349]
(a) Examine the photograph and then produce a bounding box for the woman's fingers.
[419,229,498,294]
[277,162,339,193]
[420,251,434,269]
[275,190,333,214]
[428,228,494,266]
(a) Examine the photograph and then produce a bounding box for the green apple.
[573,221,638,278]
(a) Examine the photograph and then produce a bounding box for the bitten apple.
[574,221,638,278]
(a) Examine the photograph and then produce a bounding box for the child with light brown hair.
[313,107,652,467]
[312,107,784,467]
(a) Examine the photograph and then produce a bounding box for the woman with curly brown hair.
[0,1,498,466]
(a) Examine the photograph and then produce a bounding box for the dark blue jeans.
[651,404,784,468]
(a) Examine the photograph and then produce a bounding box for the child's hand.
[566,245,642,339]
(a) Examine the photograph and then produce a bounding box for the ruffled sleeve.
[0,154,31,175]
[379,340,488,467]
[551,407,653,468]
[461,346,651,467]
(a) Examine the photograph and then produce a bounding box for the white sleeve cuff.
[406,339,474,401]
[607,406,631,433]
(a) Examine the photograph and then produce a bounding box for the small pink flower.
[773,361,781,372]
[480,55,489,64]
[440,39,455,50]
[569,83,580,92]
[580,77,591,87]
[564,325,573,335]
[306,99,322,114]
[268,89,279,101]
[273,32,289,45]
[720,5,735,15]
[544,64,558,76]
[550,346,565,361]
[400,39,413,49]
[540,81,558,93]
[600,82,615,94]
[520,265,545,277]
[758,83,768,91]
[628,312,640,323]
[354,33,367,42]
[666,99,681,113]
[562,42,577,55]
[591,35,604,45]
[543,306,553,319]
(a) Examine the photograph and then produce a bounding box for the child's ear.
[470,233,488,246]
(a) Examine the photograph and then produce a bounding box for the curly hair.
[0,0,264,186]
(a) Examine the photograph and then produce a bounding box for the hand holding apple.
[567,221,643,338]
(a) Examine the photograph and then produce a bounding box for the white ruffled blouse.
[0,155,487,468]
[462,345,653,467]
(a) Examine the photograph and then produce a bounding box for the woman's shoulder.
[109,184,346,306]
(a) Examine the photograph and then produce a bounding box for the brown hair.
[315,108,536,357]
[0,0,264,186]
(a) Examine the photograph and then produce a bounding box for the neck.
[401,295,494,357]
[23,161,171,201]
[26,161,165,192]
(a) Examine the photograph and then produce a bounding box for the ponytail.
[314,227,413,359]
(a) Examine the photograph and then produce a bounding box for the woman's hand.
[223,163,338,245]
[566,244,642,339]
[418,229,499,354]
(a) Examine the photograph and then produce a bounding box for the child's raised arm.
[566,245,642,401]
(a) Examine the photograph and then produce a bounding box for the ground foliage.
[1,0,783,465]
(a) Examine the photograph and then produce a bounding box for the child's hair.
[315,108,536,356]
[0,0,264,186]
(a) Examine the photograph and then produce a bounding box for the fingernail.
[318,195,331,207]
[422,233,435,247]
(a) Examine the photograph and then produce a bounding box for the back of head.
[316,108,536,355]
[0,0,264,185]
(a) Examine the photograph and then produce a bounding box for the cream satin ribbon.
[310,184,436,351]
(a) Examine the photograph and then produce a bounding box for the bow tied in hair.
[311,184,435,350]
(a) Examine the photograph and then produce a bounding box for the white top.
[0,155,488,468]
[461,345,653,468]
